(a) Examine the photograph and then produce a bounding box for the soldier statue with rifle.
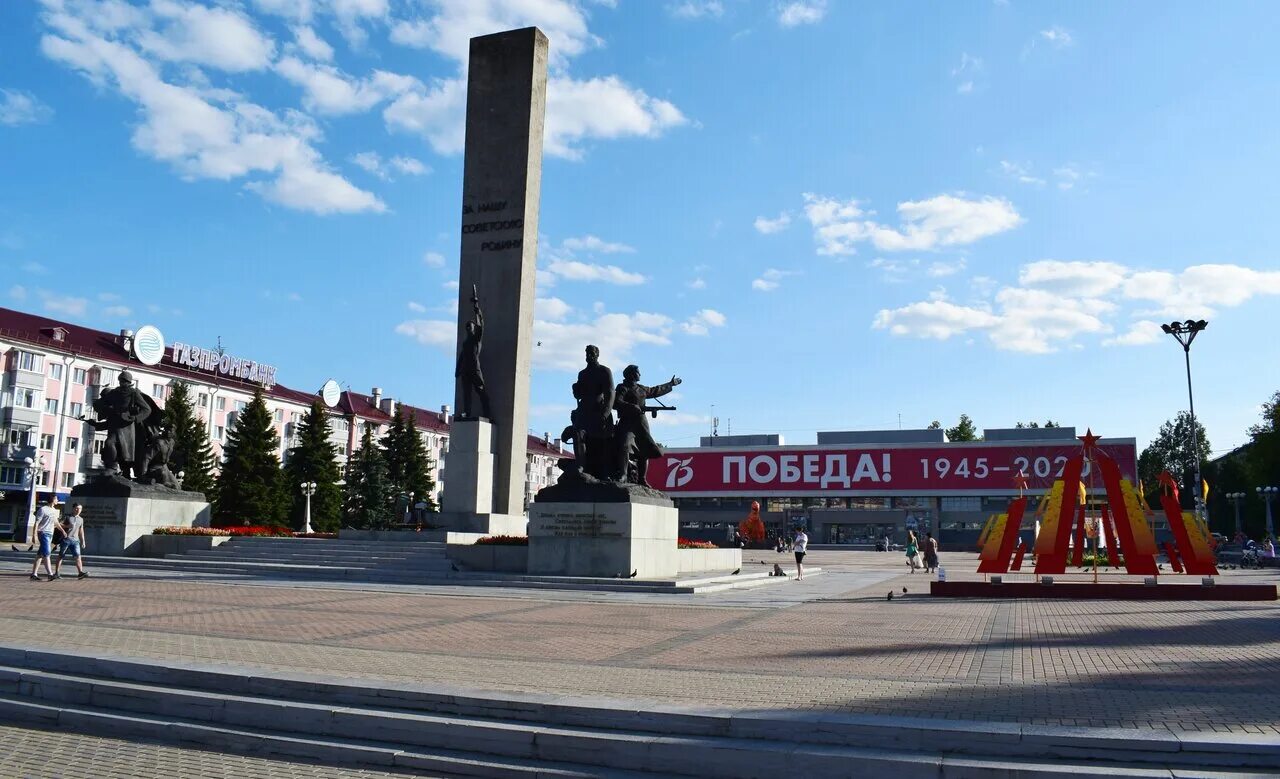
[613,364,681,486]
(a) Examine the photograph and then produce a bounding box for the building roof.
[0,306,569,456]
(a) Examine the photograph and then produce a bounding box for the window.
[6,428,33,446]
[96,368,114,386]
[38,470,50,487]
[214,425,225,441]
[216,397,226,411]
[153,383,165,398]
[45,399,59,414]
[14,388,37,409]
[336,444,348,456]
[198,394,208,408]
[0,466,23,485]
[62,473,75,488]
[290,412,301,424]
[72,368,87,384]
[40,433,55,450]
[93,439,105,455]
[941,496,982,512]
[848,497,891,511]
[69,402,82,418]
[65,437,79,453]
[49,364,63,380]
[274,409,284,422]
[16,351,44,372]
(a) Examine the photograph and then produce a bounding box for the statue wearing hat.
[82,370,161,481]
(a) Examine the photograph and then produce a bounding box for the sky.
[2,0,1279,458]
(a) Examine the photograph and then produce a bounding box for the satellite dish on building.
[320,379,341,408]
[133,325,166,366]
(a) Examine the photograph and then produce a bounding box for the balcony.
[0,442,37,464]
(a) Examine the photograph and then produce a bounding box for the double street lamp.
[1160,319,1208,520]
[1259,486,1278,541]
[300,481,317,535]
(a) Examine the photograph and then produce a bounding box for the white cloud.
[290,25,333,61]
[927,258,967,278]
[394,319,454,348]
[39,4,384,215]
[544,76,687,160]
[1103,320,1162,347]
[752,267,794,292]
[753,211,792,234]
[423,251,446,268]
[546,259,646,285]
[407,301,427,313]
[1019,260,1127,298]
[535,296,572,321]
[1123,264,1280,319]
[276,57,418,115]
[137,1,276,72]
[1054,164,1083,190]
[382,76,468,155]
[802,192,1022,255]
[39,291,89,318]
[669,1,723,19]
[350,150,429,180]
[534,311,673,371]
[443,279,460,290]
[873,299,1000,340]
[951,53,983,95]
[999,160,1044,186]
[22,261,48,274]
[686,277,707,290]
[388,0,599,67]
[561,234,635,254]
[680,308,727,336]
[1039,26,1074,48]
[102,304,132,317]
[777,1,826,27]
[0,88,54,125]
[8,285,28,300]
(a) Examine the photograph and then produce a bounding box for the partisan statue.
[455,285,493,421]
[613,365,681,486]
[81,370,160,481]
[563,345,616,482]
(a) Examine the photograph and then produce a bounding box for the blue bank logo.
[133,325,166,366]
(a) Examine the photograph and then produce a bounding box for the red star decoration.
[1078,428,1101,451]
[1012,471,1029,492]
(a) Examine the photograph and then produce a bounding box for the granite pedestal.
[71,477,210,557]
[529,482,678,578]
[439,419,527,536]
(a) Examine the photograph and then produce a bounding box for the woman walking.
[905,529,921,573]
[793,528,808,580]
[923,531,939,574]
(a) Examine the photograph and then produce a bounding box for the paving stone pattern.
[0,723,447,779]
[1,550,1278,736]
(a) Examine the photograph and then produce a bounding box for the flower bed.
[678,537,718,550]
[475,535,529,546]
[153,525,292,537]
[295,532,338,539]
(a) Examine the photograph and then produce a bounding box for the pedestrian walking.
[905,529,921,573]
[53,502,89,580]
[28,495,61,581]
[923,531,939,574]
[793,528,809,580]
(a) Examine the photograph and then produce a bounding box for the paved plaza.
[2,548,1278,742]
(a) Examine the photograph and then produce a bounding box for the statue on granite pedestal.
[572,344,616,482]
[138,423,182,489]
[613,365,681,487]
[81,370,160,481]
[455,285,493,422]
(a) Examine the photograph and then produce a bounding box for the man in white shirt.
[54,502,88,580]
[29,495,62,581]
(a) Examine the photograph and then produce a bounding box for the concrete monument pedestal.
[71,476,210,557]
[439,419,527,536]
[529,481,678,578]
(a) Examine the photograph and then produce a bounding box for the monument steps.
[0,648,1271,778]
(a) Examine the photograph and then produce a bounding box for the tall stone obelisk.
[444,27,547,528]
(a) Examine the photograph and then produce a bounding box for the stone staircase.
[0,536,814,594]
[0,646,1272,778]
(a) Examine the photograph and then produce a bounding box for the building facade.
[0,307,567,533]
[650,428,1144,547]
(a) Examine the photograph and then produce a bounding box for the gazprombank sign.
[167,340,278,388]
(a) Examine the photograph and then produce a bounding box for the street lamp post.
[300,481,317,535]
[1160,319,1208,521]
[1258,486,1278,542]
[22,456,40,549]
[1226,492,1247,539]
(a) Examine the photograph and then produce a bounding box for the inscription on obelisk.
[453,27,548,516]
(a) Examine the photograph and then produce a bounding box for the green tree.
[380,406,410,494]
[1246,390,1280,488]
[283,399,342,532]
[402,412,438,512]
[926,420,941,430]
[1014,420,1061,429]
[214,387,287,526]
[163,381,217,502]
[1137,411,1210,510]
[344,428,393,529]
[945,414,980,442]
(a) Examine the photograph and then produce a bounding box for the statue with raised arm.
[455,285,493,421]
[82,370,156,481]
[613,365,681,486]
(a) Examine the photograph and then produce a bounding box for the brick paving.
[1,550,1278,736]
[0,724,447,778]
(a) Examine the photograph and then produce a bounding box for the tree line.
[161,382,437,531]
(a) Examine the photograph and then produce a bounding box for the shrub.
[153,525,292,537]
[678,538,718,550]
[475,535,529,546]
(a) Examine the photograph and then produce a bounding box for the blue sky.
[2,0,1279,457]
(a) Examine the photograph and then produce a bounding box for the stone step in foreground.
[0,646,1275,778]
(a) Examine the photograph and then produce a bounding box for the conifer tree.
[380,406,409,493]
[344,428,393,529]
[403,411,438,512]
[283,399,342,532]
[163,381,217,502]
[214,387,287,526]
